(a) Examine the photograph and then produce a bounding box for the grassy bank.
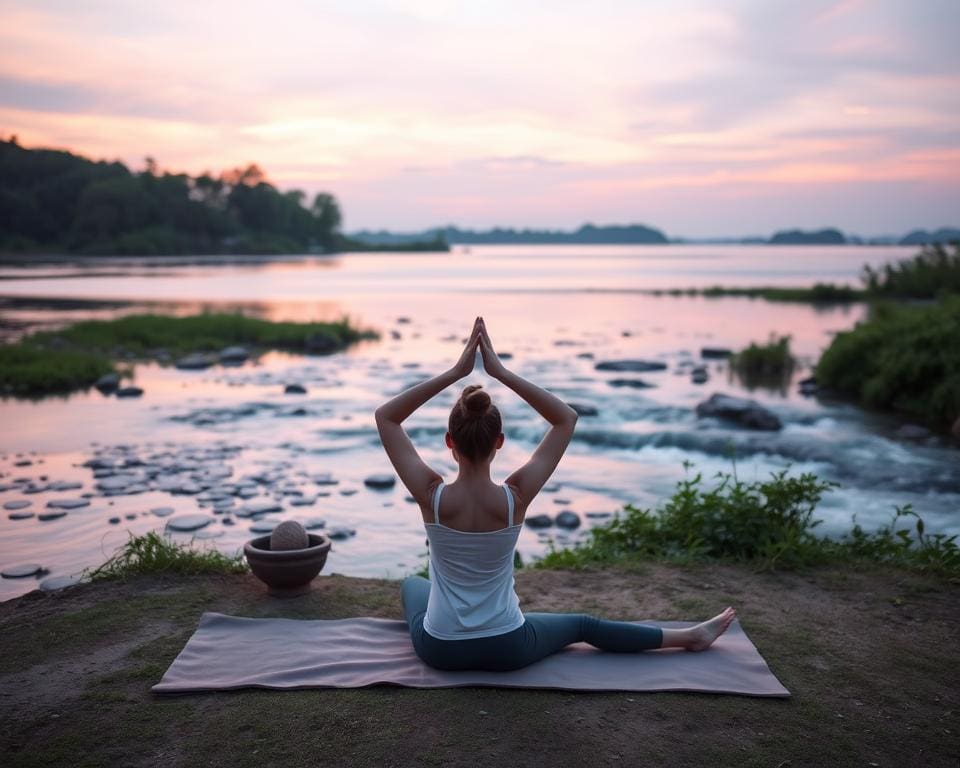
[0,312,377,397]
[649,283,865,303]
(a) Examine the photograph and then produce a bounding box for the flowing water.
[1,244,956,601]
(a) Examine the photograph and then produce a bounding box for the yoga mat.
[152,612,789,697]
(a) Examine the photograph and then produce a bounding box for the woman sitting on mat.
[375,316,736,672]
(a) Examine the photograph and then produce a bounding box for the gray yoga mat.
[152,612,789,697]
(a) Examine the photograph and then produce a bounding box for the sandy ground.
[0,562,958,768]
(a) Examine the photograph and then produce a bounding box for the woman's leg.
[520,613,663,664]
[401,574,431,630]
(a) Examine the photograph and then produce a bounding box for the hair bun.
[461,385,490,415]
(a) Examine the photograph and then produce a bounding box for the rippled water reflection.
[1,245,956,601]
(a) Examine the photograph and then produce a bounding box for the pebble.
[326,526,356,540]
[165,514,214,532]
[340,489,358,496]
[151,507,175,517]
[567,402,599,417]
[250,521,278,534]
[37,511,67,521]
[284,384,307,395]
[46,498,91,509]
[8,511,35,520]
[289,496,316,507]
[39,575,82,591]
[364,474,396,490]
[3,500,31,510]
[176,353,216,370]
[304,518,327,529]
[555,511,582,529]
[1,563,46,578]
[524,514,553,529]
[108,516,121,524]
[116,386,144,398]
[595,360,668,372]
[607,378,655,389]
[237,501,283,517]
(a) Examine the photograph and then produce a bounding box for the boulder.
[595,360,668,373]
[284,383,307,395]
[695,393,782,431]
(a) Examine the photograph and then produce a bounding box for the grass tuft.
[81,531,248,582]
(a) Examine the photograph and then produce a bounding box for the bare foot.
[685,607,737,651]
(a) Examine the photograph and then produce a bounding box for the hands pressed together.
[451,316,508,381]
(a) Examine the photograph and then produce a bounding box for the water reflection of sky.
[1,245,955,601]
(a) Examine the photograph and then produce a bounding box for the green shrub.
[863,242,960,299]
[731,334,795,390]
[536,464,960,578]
[82,531,248,581]
[816,297,960,427]
[0,343,114,397]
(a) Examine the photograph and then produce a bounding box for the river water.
[1,245,956,601]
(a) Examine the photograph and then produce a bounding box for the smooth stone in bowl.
[244,533,332,597]
[270,520,309,550]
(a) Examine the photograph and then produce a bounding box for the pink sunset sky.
[1,0,958,236]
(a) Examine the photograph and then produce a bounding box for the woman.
[375,316,736,672]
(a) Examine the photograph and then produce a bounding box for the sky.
[1,0,958,236]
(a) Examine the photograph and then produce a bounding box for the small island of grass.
[0,313,378,397]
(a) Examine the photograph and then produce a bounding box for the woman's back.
[422,482,525,639]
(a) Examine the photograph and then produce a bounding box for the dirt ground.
[0,562,957,768]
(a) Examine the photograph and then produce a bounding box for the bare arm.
[375,318,482,506]
[477,319,578,510]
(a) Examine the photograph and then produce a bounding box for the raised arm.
[375,317,482,506]
[477,318,578,511]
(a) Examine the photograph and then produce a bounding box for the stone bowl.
[244,533,332,597]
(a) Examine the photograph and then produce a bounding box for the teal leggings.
[401,575,663,672]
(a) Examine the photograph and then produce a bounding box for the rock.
[895,424,933,440]
[237,501,283,517]
[151,506,175,517]
[39,574,82,591]
[576,352,594,359]
[108,516,121,524]
[250,521,278,534]
[326,526,356,540]
[46,498,90,509]
[555,511,581,529]
[304,518,327,530]
[270,520,310,550]
[1,563,46,578]
[567,402,599,417]
[524,514,553,529]
[289,496,316,507]
[607,378,655,389]
[700,347,733,359]
[313,473,339,486]
[798,377,819,396]
[397,317,411,324]
[94,372,120,393]
[116,386,144,398]
[695,393,782,431]
[165,514,214,532]
[48,481,83,491]
[305,333,337,354]
[691,368,709,384]
[37,511,67,521]
[3,500,31,510]
[585,511,612,519]
[340,489,358,496]
[364,474,396,490]
[175,353,216,370]
[284,383,307,395]
[8,511,34,520]
[595,360,668,373]
[220,346,249,363]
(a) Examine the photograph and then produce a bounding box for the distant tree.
[311,192,342,251]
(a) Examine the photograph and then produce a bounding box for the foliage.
[0,138,342,255]
[82,531,248,581]
[862,242,960,299]
[0,343,114,397]
[816,296,960,427]
[730,334,795,390]
[1,313,377,397]
[535,464,960,578]
[651,284,865,303]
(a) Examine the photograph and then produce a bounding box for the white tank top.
[422,482,525,640]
